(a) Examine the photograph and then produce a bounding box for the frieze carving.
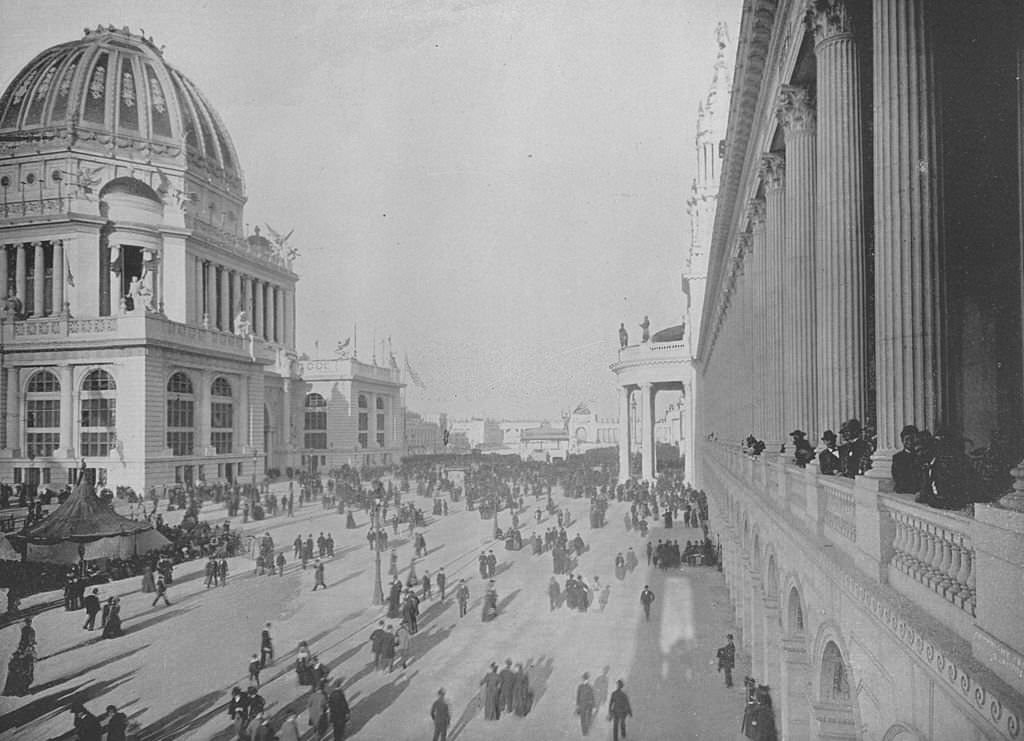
[760,154,786,191]
[777,85,816,133]
[808,0,855,46]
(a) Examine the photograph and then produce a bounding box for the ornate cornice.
[808,0,856,47]
[760,153,786,191]
[777,85,816,132]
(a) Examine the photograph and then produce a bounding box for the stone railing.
[886,499,976,616]
[820,476,857,541]
[3,313,274,363]
[0,196,70,220]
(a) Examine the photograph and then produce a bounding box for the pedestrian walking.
[716,634,736,688]
[276,552,286,576]
[421,570,432,600]
[640,585,655,622]
[82,588,100,631]
[430,688,450,741]
[456,580,469,617]
[218,557,228,586]
[576,672,596,735]
[69,701,103,741]
[370,621,388,670]
[436,567,447,600]
[277,713,301,741]
[104,704,128,741]
[249,653,262,687]
[608,679,632,741]
[393,621,412,670]
[307,682,329,737]
[313,559,326,590]
[498,659,515,713]
[261,623,274,667]
[328,678,350,741]
[151,576,171,606]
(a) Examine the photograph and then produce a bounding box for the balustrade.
[820,478,856,541]
[888,506,975,616]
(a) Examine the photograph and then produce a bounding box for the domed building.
[0,26,301,490]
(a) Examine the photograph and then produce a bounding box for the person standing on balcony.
[818,431,841,476]
[892,425,920,494]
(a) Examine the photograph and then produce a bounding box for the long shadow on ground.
[0,668,136,734]
[345,669,418,736]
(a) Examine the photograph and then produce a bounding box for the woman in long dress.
[140,565,156,593]
[480,664,501,720]
[102,598,122,638]
[1,647,34,696]
[512,664,531,716]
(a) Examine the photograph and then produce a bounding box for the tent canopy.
[15,479,157,545]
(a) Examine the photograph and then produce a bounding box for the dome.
[0,25,242,191]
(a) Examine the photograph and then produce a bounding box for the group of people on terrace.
[738,416,1008,512]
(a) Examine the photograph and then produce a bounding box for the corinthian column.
[640,382,654,481]
[748,200,767,436]
[871,0,945,458]
[760,155,786,447]
[32,242,44,316]
[618,386,631,483]
[777,86,818,438]
[812,0,867,437]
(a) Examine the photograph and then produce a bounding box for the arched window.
[304,393,327,450]
[26,370,60,458]
[575,426,588,443]
[375,396,385,448]
[166,372,195,456]
[80,369,116,456]
[210,377,233,454]
[358,394,369,449]
[820,641,851,703]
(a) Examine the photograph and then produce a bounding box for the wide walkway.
[0,493,752,740]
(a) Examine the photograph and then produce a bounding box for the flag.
[404,353,426,389]
[66,264,75,287]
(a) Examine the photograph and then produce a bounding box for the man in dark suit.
[576,672,596,735]
[430,688,450,741]
[716,634,736,687]
[640,585,655,622]
[914,430,970,510]
[891,425,920,493]
[608,679,633,741]
[839,419,872,478]
[818,431,841,475]
[498,658,516,713]
[82,588,101,631]
[328,678,350,741]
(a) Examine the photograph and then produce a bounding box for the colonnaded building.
[693,1,1024,739]
[0,27,404,491]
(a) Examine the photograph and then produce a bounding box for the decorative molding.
[760,153,786,191]
[777,85,816,133]
[808,0,856,47]
[747,198,767,227]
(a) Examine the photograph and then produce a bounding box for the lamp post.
[371,497,384,605]
[492,490,499,540]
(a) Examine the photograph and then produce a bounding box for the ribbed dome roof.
[0,25,242,189]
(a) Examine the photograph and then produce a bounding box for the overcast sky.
[1,0,738,420]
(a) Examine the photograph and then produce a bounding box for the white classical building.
[296,357,404,472]
[610,24,731,484]
[0,27,403,490]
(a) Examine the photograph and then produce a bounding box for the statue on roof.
[640,315,651,343]
[618,322,629,348]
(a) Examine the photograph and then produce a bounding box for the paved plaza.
[0,491,749,740]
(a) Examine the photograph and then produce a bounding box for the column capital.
[747,198,766,229]
[776,85,816,133]
[808,0,856,47]
[760,153,786,191]
[738,231,753,259]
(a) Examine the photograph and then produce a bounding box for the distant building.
[566,405,618,455]
[449,418,502,450]
[296,357,404,472]
[405,410,445,456]
[518,426,570,462]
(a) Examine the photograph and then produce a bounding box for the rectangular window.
[26,432,60,458]
[376,414,385,447]
[80,431,116,456]
[167,430,194,456]
[305,410,327,431]
[26,399,60,428]
[304,432,327,450]
[211,431,232,454]
[81,398,116,427]
[358,412,368,449]
[167,399,195,428]
[211,402,233,429]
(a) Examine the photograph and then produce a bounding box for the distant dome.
[651,324,684,342]
[0,25,242,191]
